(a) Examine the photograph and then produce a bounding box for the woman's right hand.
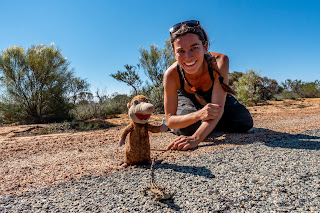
[197,103,223,121]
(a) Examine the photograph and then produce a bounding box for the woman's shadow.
[201,127,320,150]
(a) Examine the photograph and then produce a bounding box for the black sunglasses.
[169,20,200,34]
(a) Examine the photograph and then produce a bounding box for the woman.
[164,20,253,151]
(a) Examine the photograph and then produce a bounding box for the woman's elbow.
[166,119,174,129]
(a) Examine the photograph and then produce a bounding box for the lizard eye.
[134,99,140,105]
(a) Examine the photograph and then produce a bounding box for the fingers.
[166,142,174,150]
[167,136,193,151]
[207,104,223,112]
[166,137,181,150]
[166,136,183,150]
[181,143,191,151]
[201,104,223,120]
[177,141,189,150]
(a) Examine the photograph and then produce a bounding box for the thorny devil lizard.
[141,159,174,201]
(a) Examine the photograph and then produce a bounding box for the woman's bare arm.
[190,53,229,142]
[163,64,201,129]
[166,53,229,150]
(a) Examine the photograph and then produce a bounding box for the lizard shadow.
[199,127,320,150]
[159,199,182,211]
[158,199,182,211]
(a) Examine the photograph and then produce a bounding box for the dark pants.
[173,94,253,136]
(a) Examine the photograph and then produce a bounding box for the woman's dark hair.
[170,24,209,48]
[170,24,236,97]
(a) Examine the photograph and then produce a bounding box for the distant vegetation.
[0,42,319,124]
[229,70,320,106]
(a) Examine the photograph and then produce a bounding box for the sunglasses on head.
[169,20,200,34]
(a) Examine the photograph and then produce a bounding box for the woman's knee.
[231,108,254,132]
[234,118,253,133]
[218,103,253,133]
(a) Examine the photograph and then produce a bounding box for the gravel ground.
[1,128,319,212]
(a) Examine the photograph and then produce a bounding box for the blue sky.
[1,0,319,95]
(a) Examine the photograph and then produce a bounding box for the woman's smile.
[184,60,197,67]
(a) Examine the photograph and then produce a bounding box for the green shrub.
[69,93,131,120]
[0,44,89,124]
[300,82,320,98]
[274,90,301,100]
[234,69,261,106]
[69,103,108,120]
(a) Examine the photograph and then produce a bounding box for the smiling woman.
[163,20,253,151]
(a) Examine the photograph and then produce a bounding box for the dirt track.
[1,98,320,196]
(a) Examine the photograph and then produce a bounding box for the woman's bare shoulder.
[164,61,179,79]
[209,52,229,62]
[163,61,180,89]
[209,52,229,71]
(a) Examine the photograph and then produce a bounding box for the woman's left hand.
[166,135,200,151]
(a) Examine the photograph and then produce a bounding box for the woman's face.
[173,33,207,75]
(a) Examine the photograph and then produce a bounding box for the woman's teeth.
[185,61,196,66]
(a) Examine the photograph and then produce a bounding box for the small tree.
[68,77,91,104]
[139,39,175,88]
[257,77,282,100]
[110,64,142,95]
[281,79,302,95]
[0,44,89,123]
[138,39,175,112]
[162,39,176,72]
[300,81,320,98]
[234,69,261,106]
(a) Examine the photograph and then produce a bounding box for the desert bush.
[231,71,283,101]
[0,102,21,123]
[274,90,301,100]
[69,93,131,120]
[69,103,103,120]
[229,71,244,89]
[0,44,89,123]
[105,93,131,114]
[300,81,320,98]
[234,69,261,106]
[279,79,320,99]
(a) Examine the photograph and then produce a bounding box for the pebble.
[0,129,319,212]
